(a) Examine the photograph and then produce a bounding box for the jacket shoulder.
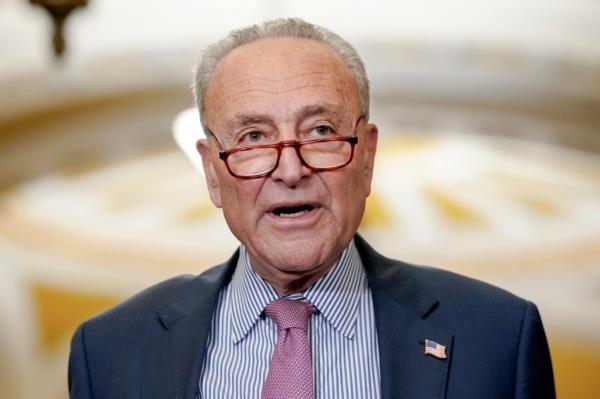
[394,261,536,343]
[406,263,526,308]
[356,234,528,311]
[80,263,228,337]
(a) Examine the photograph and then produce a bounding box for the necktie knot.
[264,299,315,332]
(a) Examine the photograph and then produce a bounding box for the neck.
[249,256,338,297]
[268,271,329,296]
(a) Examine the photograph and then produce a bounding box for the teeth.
[279,209,308,218]
[272,204,315,218]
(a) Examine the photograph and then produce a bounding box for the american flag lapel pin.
[424,339,447,359]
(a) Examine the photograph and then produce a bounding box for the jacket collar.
[143,236,452,399]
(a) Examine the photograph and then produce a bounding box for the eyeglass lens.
[227,140,353,177]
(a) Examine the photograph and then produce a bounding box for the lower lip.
[266,207,321,227]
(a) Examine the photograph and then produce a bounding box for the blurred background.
[0,0,599,398]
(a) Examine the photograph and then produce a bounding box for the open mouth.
[271,204,316,218]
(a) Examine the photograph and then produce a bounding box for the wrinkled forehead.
[202,37,360,132]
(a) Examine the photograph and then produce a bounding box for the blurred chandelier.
[29,0,88,60]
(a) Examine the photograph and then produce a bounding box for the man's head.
[194,18,371,127]
[194,18,378,294]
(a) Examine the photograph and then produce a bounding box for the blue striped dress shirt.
[197,240,381,398]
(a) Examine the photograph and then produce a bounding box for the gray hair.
[193,18,370,126]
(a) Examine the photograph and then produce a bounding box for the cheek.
[347,159,371,197]
[220,178,264,222]
[328,170,368,220]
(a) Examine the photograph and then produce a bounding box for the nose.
[269,145,312,186]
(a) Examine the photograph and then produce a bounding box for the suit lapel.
[142,252,238,399]
[371,289,453,399]
[356,235,453,399]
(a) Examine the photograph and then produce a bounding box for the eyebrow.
[222,115,272,135]
[232,114,272,127]
[228,103,344,130]
[294,103,343,120]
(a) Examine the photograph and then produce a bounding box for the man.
[68,18,555,399]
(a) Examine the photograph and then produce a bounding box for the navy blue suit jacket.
[69,235,555,398]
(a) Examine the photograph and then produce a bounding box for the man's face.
[198,37,377,289]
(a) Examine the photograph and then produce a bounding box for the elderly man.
[68,18,555,399]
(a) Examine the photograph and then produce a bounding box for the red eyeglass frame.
[204,117,363,179]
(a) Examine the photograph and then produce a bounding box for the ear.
[197,138,223,208]
[361,122,378,197]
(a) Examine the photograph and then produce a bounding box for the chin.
[278,254,326,273]
[262,235,341,272]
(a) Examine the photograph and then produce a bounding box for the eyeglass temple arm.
[202,127,226,152]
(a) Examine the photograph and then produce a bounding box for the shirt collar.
[229,246,278,344]
[304,240,365,340]
[229,240,365,343]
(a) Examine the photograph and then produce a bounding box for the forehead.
[203,37,359,130]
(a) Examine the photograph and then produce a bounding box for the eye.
[310,125,336,138]
[239,130,266,146]
[247,131,263,141]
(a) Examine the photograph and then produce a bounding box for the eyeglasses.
[206,117,362,179]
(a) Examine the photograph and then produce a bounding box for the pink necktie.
[262,299,316,399]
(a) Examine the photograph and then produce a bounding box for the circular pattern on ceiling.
[1,131,597,276]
